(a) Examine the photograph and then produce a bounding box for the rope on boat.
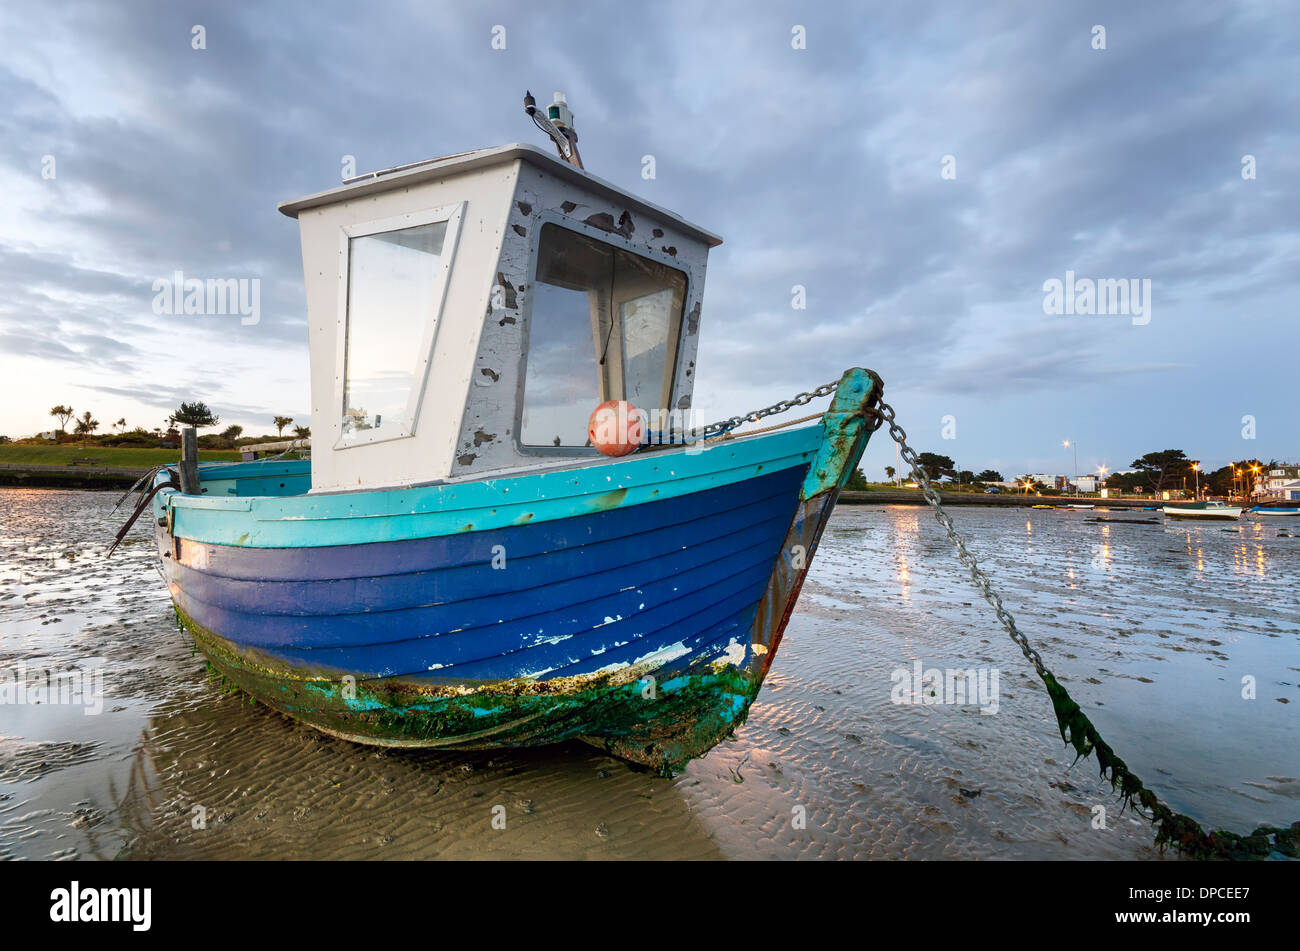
[111,465,163,510]
[107,468,178,557]
[704,411,826,442]
[867,396,1300,860]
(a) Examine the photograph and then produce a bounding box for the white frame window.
[333,201,464,449]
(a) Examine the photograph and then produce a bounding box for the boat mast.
[524,90,584,169]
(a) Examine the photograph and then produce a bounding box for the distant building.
[1261,465,1300,497]
[1074,475,1099,493]
[1261,466,1300,501]
[1273,481,1300,501]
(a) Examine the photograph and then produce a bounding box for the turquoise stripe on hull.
[156,424,824,548]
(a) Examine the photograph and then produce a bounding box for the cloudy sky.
[1,0,1295,478]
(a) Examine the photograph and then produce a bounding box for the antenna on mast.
[524,90,584,169]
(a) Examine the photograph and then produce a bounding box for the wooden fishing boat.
[1161,501,1242,520]
[133,94,882,771]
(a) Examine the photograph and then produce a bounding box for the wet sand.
[1,488,1295,860]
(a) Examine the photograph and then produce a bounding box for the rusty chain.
[702,376,1048,680]
[867,398,1048,678]
[693,376,1296,856]
[700,379,841,438]
[866,395,1296,858]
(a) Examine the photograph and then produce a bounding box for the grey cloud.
[0,0,1295,465]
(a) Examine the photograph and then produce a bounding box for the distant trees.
[114,417,127,432]
[1205,459,1265,497]
[49,405,74,434]
[1130,449,1190,495]
[194,424,246,450]
[976,469,1003,483]
[73,411,99,436]
[844,467,868,491]
[1102,470,1142,492]
[292,425,311,438]
[884,465,896,483]
[915,452,955,482]
[273,415,293,437]
[171,402,220,429]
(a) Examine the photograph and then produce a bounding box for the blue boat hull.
[151,370,880,769]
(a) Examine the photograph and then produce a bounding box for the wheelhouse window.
[338,204,461,446]
[521,223,687,448]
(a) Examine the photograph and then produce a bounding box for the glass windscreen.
[521,223,686,447]
[342,221,447,439]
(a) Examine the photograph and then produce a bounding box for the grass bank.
[0,444,240,468]
[0,444,244,489]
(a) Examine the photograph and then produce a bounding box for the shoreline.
[1,465,1176,509]
[836,489,1162,508]
[0,464,147,490]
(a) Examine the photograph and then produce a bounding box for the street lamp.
[1191,461,1200,500]
[1064,440,1078,494]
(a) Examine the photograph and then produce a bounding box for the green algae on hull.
[175,607,761,774]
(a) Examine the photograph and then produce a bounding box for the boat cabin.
[278,143,721,493]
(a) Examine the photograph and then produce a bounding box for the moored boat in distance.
[128,92,883,772]
[1247,505,1300,516]
[1162,501,1242,520]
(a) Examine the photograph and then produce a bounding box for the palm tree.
[114,417,127,432]
[73,411,99,438]
[292,425,311,438]
[273,415,293,437]
[49,405,74,434]
[885,465,896,483]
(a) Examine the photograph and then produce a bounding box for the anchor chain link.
[865,394,1298,859]
[700,379,841,438]
[711,374,1300,857]
[866,399,1048,679]
[701,377,1047,680]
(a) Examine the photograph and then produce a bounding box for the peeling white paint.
[720,639,747,667]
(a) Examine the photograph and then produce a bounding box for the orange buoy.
[588,400,644,457]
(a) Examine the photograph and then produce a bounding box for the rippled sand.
[1,488,1295,859]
